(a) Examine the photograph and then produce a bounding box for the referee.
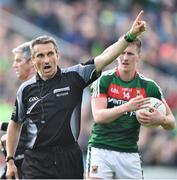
[5,11,146,179]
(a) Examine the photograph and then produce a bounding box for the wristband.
[5,156,15,162]
[124,32,136,42]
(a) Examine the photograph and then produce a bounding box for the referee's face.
[32,42,58,80]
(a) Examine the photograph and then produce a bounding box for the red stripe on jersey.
[107,83,147,100]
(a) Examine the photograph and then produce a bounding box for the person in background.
[86,37,176,179]
[6,10,146,179]
[0,41,35,179]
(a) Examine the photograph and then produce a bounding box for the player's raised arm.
[94,10,146,73]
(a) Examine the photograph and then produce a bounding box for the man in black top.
[0,41,35,178]
[5,11,146,179]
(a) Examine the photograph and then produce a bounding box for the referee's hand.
[6,160,19,180]
[129,10,146,38]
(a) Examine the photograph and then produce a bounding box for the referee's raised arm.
[94,10,146,73]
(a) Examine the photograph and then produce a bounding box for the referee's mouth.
[44,64,51,69]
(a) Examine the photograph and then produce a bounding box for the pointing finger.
[134,10,144,23]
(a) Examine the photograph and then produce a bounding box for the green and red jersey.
[89,68,164,152]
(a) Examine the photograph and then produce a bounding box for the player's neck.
[119,69,136,82]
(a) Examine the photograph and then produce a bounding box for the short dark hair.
[12,41,32,62]
[31,35,58,56]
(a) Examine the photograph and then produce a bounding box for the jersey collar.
[116,68,137,80]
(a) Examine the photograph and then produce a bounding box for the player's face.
[32,43,58,80]
[118,44,140,72]
[13,53,32,81]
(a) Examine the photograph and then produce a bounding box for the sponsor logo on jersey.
[53,86,70,97]
[110,87,119,94]
[108,97,127,105]
[29,96,39,102]
[108,97,136,116]
[53,86,70,94]
[108,84,146,100]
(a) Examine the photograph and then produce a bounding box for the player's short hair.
[31,35,58,56]
[12,41,32,62]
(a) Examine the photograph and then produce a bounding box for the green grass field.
[0,103,13,123]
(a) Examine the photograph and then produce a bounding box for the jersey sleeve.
[147,80,164,100]
[11,87,26,123]
[65,59,101,87]
[91,74,108,98]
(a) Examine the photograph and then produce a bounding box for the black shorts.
[21,143,84,179]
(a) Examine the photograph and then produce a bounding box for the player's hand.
[138,106,165,126]
[125,95,150,112]
[129,10,146,37]
[6,160,19,180]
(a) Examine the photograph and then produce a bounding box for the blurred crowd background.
[0,0,177,172]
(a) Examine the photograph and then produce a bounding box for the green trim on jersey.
[89,69,164,152]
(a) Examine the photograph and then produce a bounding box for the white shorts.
[86,147,143,179]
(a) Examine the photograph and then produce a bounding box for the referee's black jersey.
[11,59,100,149]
